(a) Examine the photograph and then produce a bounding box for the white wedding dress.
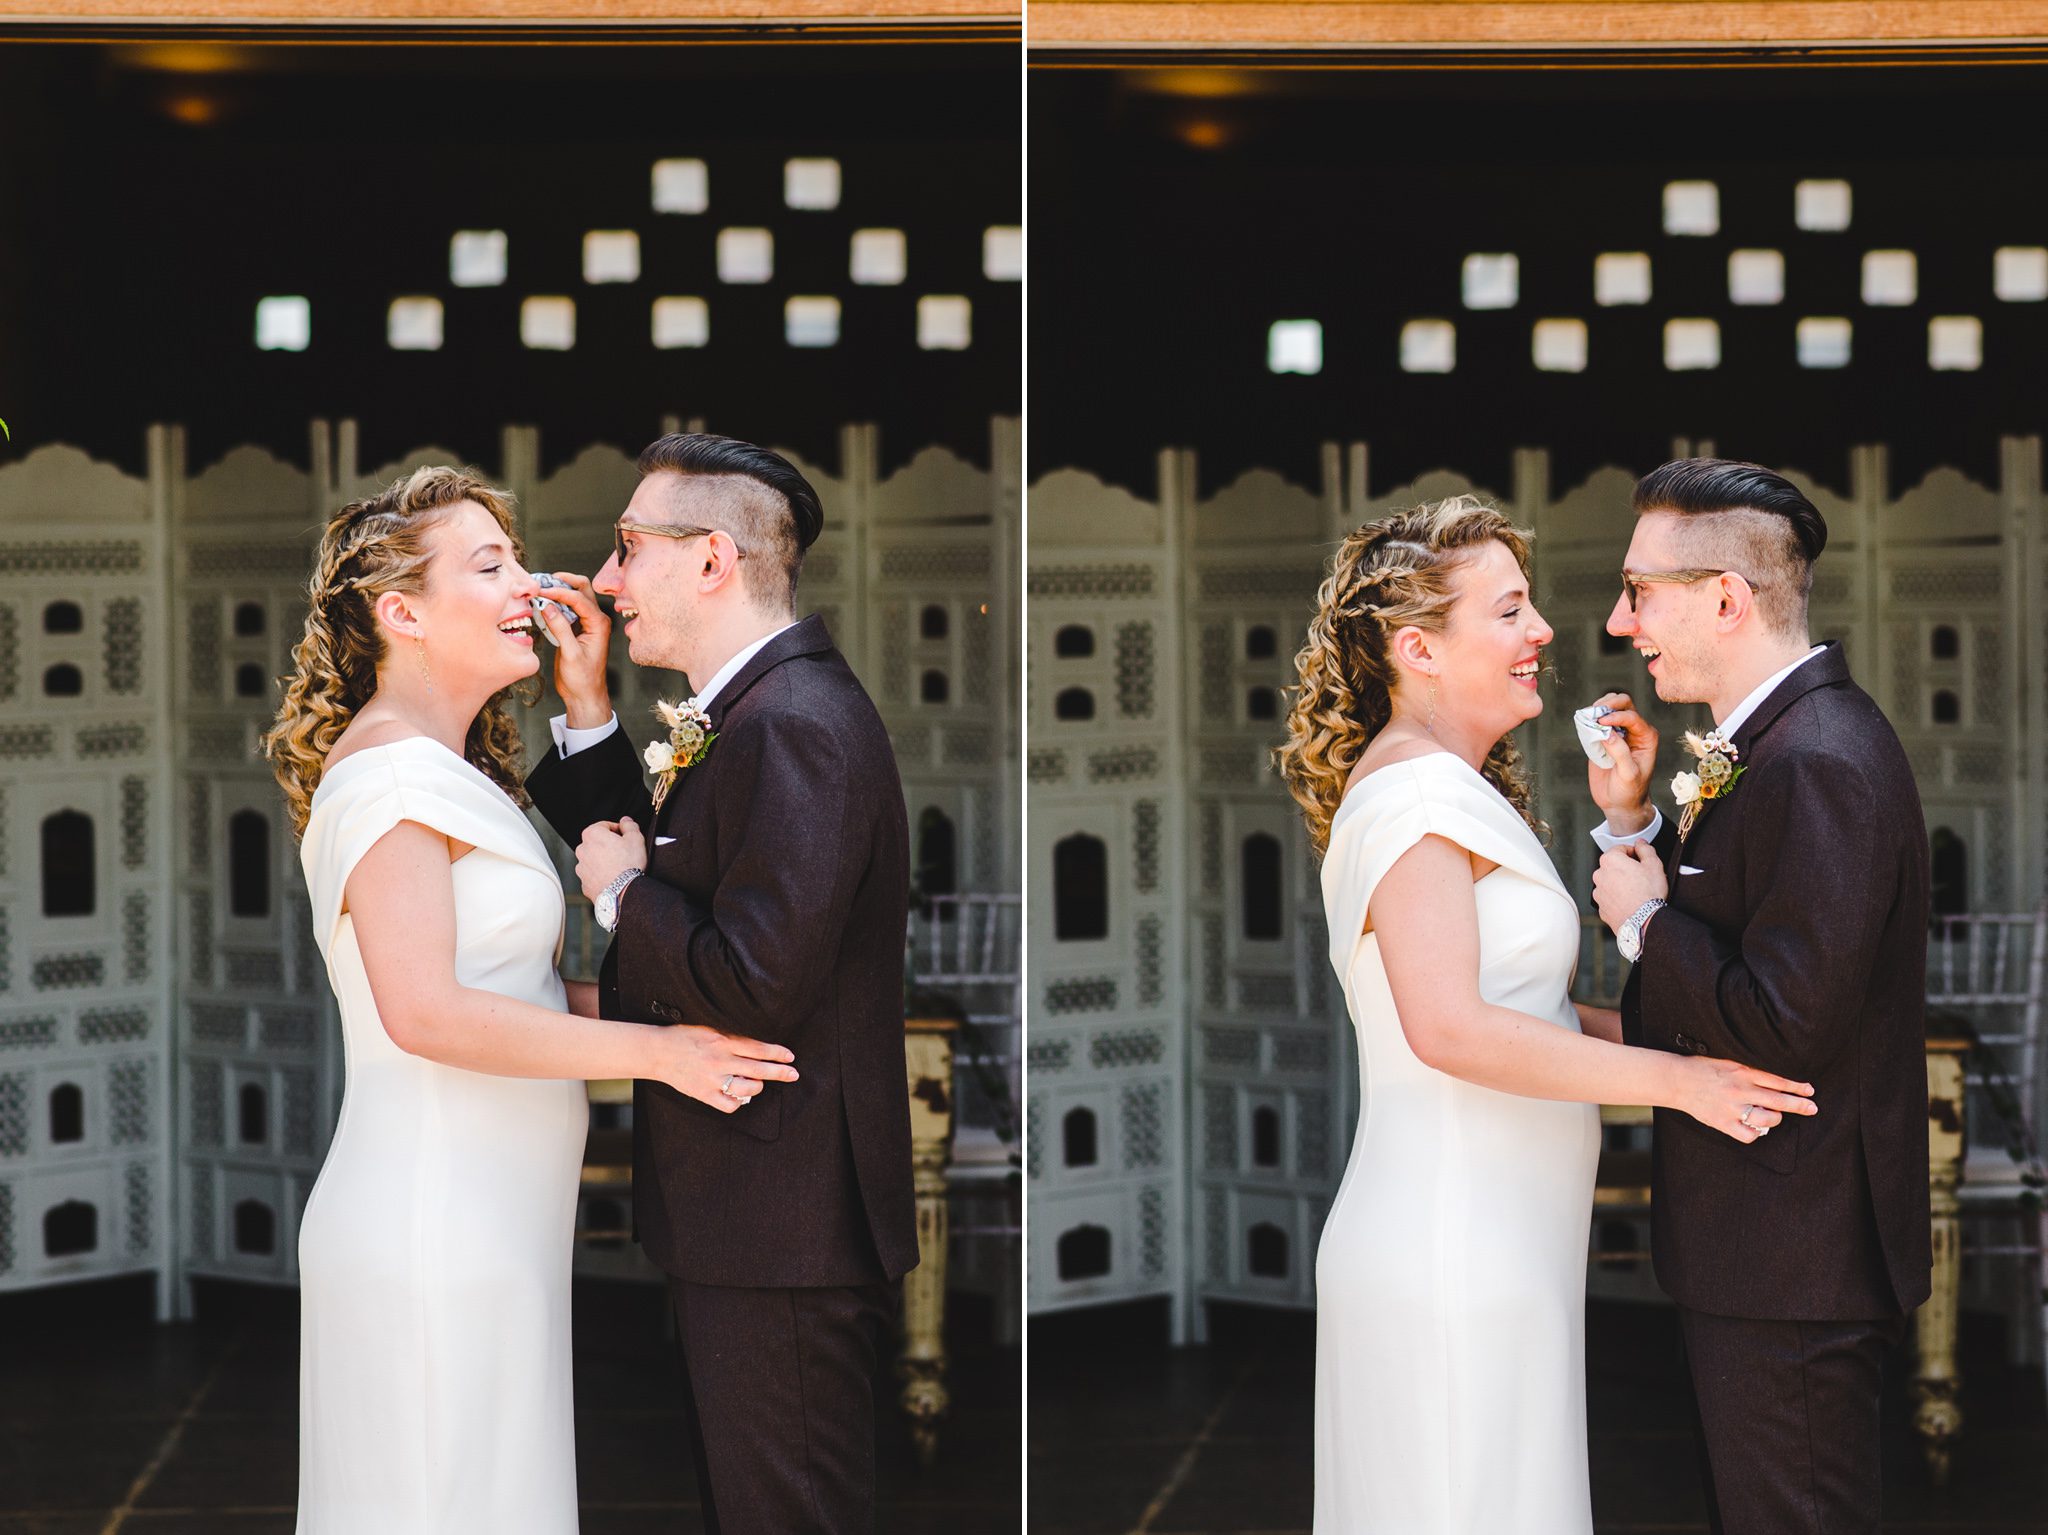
[296,737,587,1534]
[1314,752,1600,1533]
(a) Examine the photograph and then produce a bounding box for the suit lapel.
[702,613,836,731]
[647,616,834,840]
[1674,642,1847,857]
[1729,640,1848,760]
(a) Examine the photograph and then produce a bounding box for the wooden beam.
[1029,2,2048,51]
[0,0,1014,21]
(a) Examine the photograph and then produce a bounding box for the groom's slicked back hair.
[1632,457,1827,638]
[636,433,823,615]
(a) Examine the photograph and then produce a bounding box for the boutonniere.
[644,696,717,813]
[1671,728,1745,840]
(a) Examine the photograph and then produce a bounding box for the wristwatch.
[1616,897,1667,964]
[594,867,644,933]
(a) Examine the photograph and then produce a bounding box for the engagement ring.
[721,1074,735,1096]
[1738,1106,1755,1127]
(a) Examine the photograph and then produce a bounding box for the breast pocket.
[1671,863,1739,926]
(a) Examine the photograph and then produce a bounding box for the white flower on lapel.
[646,695,716,813]
[1674,729,1744,841]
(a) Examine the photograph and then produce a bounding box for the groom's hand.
[1594,842,1668,936]
[537,571,613,728]
[1587,691,1658,835]
[576,818,647,903]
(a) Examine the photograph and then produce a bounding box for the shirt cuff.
[1590,807,1663,853]
[549,711,619,759]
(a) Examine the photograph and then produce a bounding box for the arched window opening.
[921,669,950,705]
[234,602,267,637]
[1930,828,1969,917]
[1056,1224,1112,1281]
[1932,689,1960,725]
[41,810,94,917]
[1055,687,1095,722]
[239,1083,268,1145]
[1247,1222,1289,1278]
[1930,624,1960,661]
[1063,1107,1099,1168]
[916,808,957,898]
[920,604,949,640]
[1053,833,1109,941]
[1242,833,1283,941]
[44,663,83,697]
[44,601,84,634]
[234,1200,276,1255]
[1247,686,1278,721]
[50,1083,84,1144]
[229,811,271,918]
[1054,625,1095,659]
[1245,624,1277,660]
[235,663,267,698]
[1251,1106,1282,1168]
[44,1201,97,1257]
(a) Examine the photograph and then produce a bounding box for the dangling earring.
[415,634,432,693]
[1424,675,1439,737]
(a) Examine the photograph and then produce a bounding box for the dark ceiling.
[0,38,1020,482]
[1031,61,2048,501]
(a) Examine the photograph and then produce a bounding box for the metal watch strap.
[1618,897,1667,963]
[596,867,643,932]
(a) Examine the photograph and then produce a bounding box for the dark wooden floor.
[0,1273,1020,1534]
[1029,1299,2048,1535]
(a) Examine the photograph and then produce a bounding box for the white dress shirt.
[547,619,804,761]
[1589,644,1826,853]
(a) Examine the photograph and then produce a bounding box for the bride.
[1274,496,1816,1533]
[262,467,799,1534]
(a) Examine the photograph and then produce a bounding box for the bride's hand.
[648,1023,799,1113]
[1678,1055,1817,1143]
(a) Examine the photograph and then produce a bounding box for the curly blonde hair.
[264,466,535,840]
[1273,494,1545,859]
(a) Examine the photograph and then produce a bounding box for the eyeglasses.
[612,517,746,569]
[1620,567,1763,612]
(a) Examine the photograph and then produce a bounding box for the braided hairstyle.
[1273,494,1545,859]
[263,466,535,840]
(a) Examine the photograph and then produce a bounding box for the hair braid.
[263,467,536,840]
[1273,495,1545,858]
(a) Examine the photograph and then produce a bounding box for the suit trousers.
[668,1276,897,1535]
[1679,1306,1905,1535]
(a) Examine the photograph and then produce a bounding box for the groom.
[1588,459,1931,1533]
[526,433,917,1533]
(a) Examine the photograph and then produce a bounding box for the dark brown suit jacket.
[1621,641,1932,1320]
[527,614,918,1288]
